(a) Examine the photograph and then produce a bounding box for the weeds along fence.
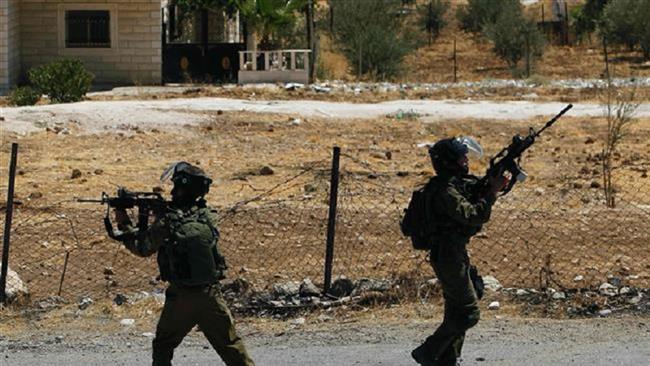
[1,147,649,305]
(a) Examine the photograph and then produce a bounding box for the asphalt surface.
[2,317,648,366]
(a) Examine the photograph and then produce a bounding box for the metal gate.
[162,6,245,83]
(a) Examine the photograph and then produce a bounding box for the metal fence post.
[453,38,457,83]
[323,146,340,294]
[58,252,70,297]
[0,143,18,304]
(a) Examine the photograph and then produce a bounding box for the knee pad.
[453,307,480,331]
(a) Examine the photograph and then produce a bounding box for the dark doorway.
[162,5,245,83]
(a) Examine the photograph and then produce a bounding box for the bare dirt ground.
[1,97,649,300]
[3,1,650,361]
[1,94,649,366]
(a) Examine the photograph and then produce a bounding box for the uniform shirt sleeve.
[436,182,496,227]
[121,214,168,257]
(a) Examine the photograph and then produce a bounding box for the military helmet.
[161,161,212,197]
[428,136,483,173]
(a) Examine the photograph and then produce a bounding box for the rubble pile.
[297,77,650,96]
[12,273,649,320]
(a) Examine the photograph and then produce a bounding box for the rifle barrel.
[538,104,573,135]
[76,198,104,203]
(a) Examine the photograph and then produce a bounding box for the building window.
[65,10,111,48]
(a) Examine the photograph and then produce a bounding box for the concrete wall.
[238,70,309,85]
[0,0,21,95]
[19,0,162,86]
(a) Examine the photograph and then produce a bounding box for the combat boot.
[411,346,436,366]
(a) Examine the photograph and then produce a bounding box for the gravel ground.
[1,317,648,366]
[4,97,650,135]
[86,78,650,96]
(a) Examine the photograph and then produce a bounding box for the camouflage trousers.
[152,283,255,366]
[417,242,480,365]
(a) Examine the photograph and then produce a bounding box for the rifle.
[78,187,168,240]
[477,104,573,196]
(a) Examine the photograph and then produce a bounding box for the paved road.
[2,317,648,366]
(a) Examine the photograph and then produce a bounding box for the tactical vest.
[157,206,226,286]
[428,175,483,239]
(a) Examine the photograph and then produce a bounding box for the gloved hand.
[114,208,132,231]
[487,173,509,196]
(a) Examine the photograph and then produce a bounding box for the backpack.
[400,178,437,250]
[158,207,226,284]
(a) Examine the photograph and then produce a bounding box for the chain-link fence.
[1,148,649,306]
[0,161,332,302]
[333,154,650,291]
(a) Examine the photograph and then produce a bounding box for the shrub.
[8,86,40,106]
[483,4,545,75]
[28,58,94,103]
[330,0,419,80]
[456,0,518,34]
[417,0,450,45]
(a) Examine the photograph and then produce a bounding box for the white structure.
[238,49,311,84]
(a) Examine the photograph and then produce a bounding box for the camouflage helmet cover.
[160,161,212,184]
[161,162,213,198]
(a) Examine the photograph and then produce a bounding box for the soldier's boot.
[152,349,174,366]
[411,344,436,366]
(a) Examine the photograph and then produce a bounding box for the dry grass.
[1,111,649,304]
[403,30,649,83]
[316,0,650,83]
[6,112,646,208]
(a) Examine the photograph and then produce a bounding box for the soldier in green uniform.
[113,162,255,366]
[411,137,507,366]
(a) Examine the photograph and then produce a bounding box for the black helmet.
[428,136,483,174]
[161,161,212,198]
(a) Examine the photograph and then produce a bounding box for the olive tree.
[329,0,419,80]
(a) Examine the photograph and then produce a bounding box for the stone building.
[0,0,248,94]
[1,0,163,94]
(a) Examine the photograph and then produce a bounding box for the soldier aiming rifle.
[402,105,572,366]
[80,162,255,366]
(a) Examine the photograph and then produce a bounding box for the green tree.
[456,0,518,34]
[483,3,545,76]
[175,0,306,51]
[571,0,609,41]
[237,0,306,51]
[417,0,449,45]
[600,0,639,51]
[636,1,650,59]
[329,0,419,80]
